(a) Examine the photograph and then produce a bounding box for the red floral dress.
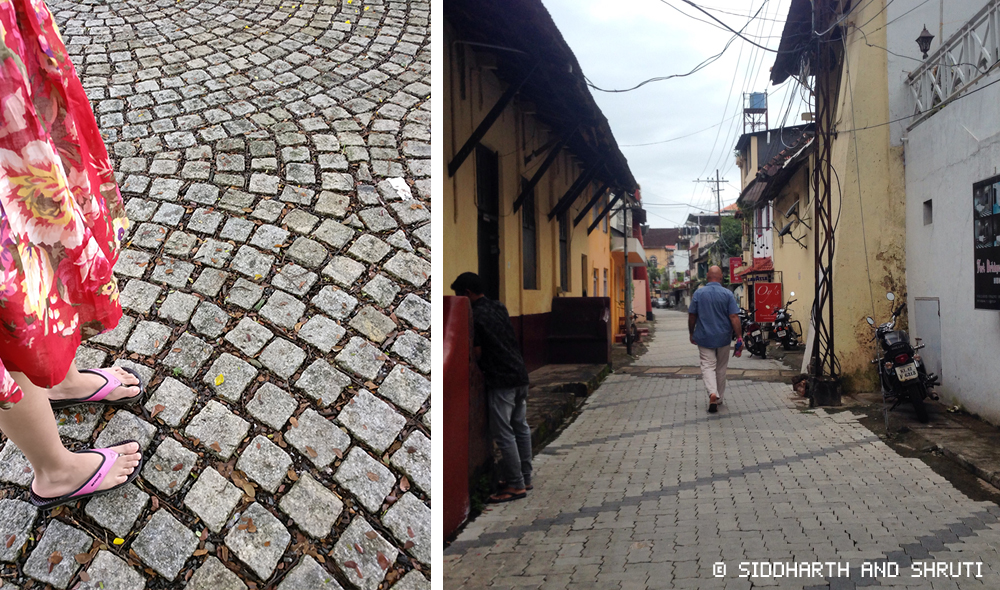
[0,0,126,404]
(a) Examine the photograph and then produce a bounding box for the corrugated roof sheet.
[445,0,637,192]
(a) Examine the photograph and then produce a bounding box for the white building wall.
[886,1,984,147]
[898,50,1000,422]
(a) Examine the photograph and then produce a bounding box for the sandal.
[498,480,533,491]
[49,367,144,411]
[29,440,143,510]
[488,489,527,504]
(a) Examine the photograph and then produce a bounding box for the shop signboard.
[974,174,1000,309]
[729,257,743,284]
[754,282,782,323]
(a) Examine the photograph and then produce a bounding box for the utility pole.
[809,0,841,405]
[693,170,727,265]
[623,197,633,355]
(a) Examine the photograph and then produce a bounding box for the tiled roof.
[644,227,680,249]
[735,257,774,277]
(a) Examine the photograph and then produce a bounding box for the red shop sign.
[729,257,743,284]
[754,283,782,323]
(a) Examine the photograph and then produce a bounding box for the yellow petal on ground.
[112,538,124,545]
[215,374,225,386]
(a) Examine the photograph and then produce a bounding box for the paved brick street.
[0,1,430,589]
[445,316,1000,589]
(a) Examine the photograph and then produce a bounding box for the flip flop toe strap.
[80,369,123,403]
[70,448,119,498]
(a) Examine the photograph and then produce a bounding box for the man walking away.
[688,265,742,413]
[451,272,532,503]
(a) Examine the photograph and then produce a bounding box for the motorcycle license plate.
[751,330,761,337]
[776,330,786,337]
[895,363,918,382]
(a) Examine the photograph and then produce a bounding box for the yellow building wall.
[444,24,619,325]
[826,0,907,391]
[769,167,815,345]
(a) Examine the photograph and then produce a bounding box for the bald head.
[707,266,723,282]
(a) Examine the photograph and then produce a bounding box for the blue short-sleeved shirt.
[689,281,740,349]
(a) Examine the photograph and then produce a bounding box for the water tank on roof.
[749,92,767,111]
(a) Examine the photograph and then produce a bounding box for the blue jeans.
[488,385,532,489]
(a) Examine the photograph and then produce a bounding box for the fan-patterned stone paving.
[0,0,431,588]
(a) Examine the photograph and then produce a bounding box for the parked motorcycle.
[737,307,768,358]
[773,296,802,350]
[866,292,939,424]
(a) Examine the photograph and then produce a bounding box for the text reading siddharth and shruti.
[711,561,986,579]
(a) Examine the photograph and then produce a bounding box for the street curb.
[529,364,611,452]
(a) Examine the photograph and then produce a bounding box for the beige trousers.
[698,345,731,399]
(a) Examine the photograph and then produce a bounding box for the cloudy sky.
[542,0,807,228]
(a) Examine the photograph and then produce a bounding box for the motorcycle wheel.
[908,384,929,423]
[782,340,794,351]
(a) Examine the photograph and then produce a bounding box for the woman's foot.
[47,365,140,404]
[31,441,141,499]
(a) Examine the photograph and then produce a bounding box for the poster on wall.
[754,282,782,323]
[974,174,1000,309]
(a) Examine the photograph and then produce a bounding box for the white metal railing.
[907,0,1000,129]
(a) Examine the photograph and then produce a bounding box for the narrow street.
[444,312,1000,589]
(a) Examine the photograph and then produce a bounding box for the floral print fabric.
[0,0,126,402]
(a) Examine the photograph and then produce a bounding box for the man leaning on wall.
[451,272,533,503]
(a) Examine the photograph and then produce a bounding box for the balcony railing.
[907,0,1000,129]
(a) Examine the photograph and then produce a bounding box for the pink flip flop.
[29,440,143,510]
[49,367,144,411]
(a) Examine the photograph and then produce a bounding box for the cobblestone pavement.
[638,310,787,371]
[444,370,1000,586]
[0,1,431,589]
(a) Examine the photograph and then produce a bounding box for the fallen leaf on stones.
[364,531,377,540]
[399,476,409,491]
[407,446,416,454]
[263,541,270,547]
[48,550,62,572]
[171,348,182,353]
[172,463,184,471]
[151,404,166,418]
[404,540,415,550]
[407,526,415,538]
[200,529,208,541]
[354,543,364,554]
[219,545,229,561]
[210,442,222,452]
[367,471,379,482]
[214,374,225,386]
[242,483,255,499]
[154,340,160,348]
[333,448,343,459]
[305,445,318,458]
[289,416,298,428]
[316,553,325,564]
[168,480,177,489]
[79,571,90,582]
[74,413,83,424]
[287,470,298,481]
[377,552,390,570]
[154,465,164,471]
[164,269,174,274]
[4,535,14,549]
[151,496,159,511]
[113,538,124,545]
[193,549,208,556]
